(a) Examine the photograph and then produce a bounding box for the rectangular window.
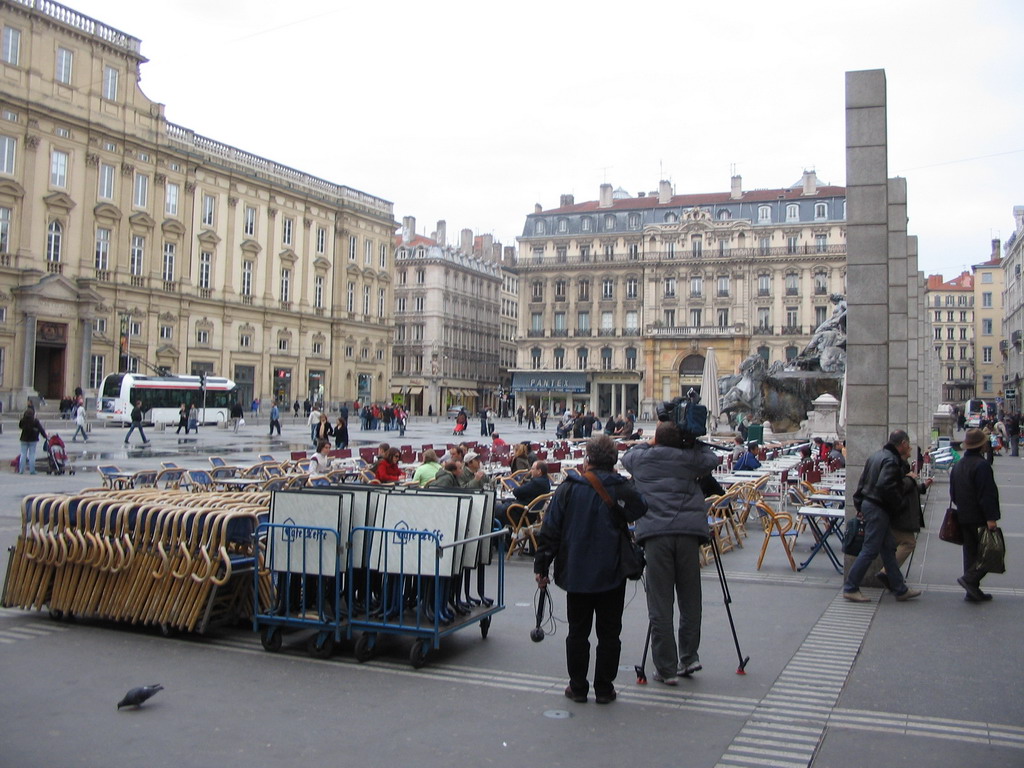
[283,217,293,246]
[690,275,702,296]
[2,26,21,66]
[95,162,116,200]
[347,282,355,312]
[982,346,993,363]
[577,348,588,369]
[554,312,566,332]
[94,227,110,270]
[364,238,372,265]
[982,292,992,308]
[102,65,118,100]
[0,135,15,174]
[396,296,407,313]
[199,251,212,290]
[278,338,288,352]
[757,307,770,330]
[815,234,828,253]
[947,327,955,340]
[243,205,256,236]
[983,375,993,392]
[348,235,357,260]
[130,235,144,276]
[982,318,993,335]
[531,312,543,332]
[280,268,291,302]
[165,183,179,216]
[314,275,324,308]
[960,327,968,340]
[786,306,799,328]
[241,261,253,296]
[0,205,8,252]
[718,308,729,327]
[89,354,104,389]
[201,194,215,226]
[577,311,590,331]
[664,309,675,327]
[690,308,702,327]
[378,287,386,317]
[133,173,148,208]
[196,329,209,345]
[717,275,729,297]
[160,325,172,340]
[414,296,424,312]
[602,279,614,299]
[380,243,388,268]
[625,310,638,330]
[162,242,175,282]
[317,227,327,254]
[758,274,771,296]
[787,236,799,254]
[816,305,828,327]
[982,272,993,284]
[55,47,73,84]
[50,149,68,187]
[363,285,370,315]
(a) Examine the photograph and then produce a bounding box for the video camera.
[656,388,708,444]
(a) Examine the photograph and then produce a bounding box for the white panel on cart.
[372,494,464,577]
[268,490,346,576]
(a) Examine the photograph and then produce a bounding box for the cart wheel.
[260,626,283,652]
[307,632,335,659]
[353,633,376,662]
[410,639,430,669]
[480,616,491,639]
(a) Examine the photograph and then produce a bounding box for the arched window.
[664,212,677,224]
[628,213,641,229]
[717,209,731,220]
[814,202,827,220]
[46,220,62,262]
[786,203,799,222]
[625,347,637,370]
[604,214,616,230]
[679,354,704,376]
[577,347,588,369]
[553,347,565,370]
[757,205,771,223]
[531,347,542,367]
[601,347,613,370]
[757,346,770,362]
[557,218,568,233]
[534,219,546,236]
[785,345,799,361]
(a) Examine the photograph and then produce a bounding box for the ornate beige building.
[972,242,1005,401]
[925,271,975,403]
[513,173,847,418]
[0,0,396,408]
[391,218,503,417]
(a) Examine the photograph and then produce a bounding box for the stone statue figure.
[719,353,768,421]
[790,293,847,374]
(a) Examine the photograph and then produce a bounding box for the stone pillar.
[906,236,920,446]
[845,69,891,493]
[16,314,38,404]
[79,317,93,394]
[887,177,909,435]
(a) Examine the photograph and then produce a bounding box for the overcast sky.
[71,0,1024,279]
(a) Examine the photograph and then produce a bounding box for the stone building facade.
[390,217,502,418]
[925,271,976,403]
[513,173,847,418]
[972,242,1005,402]
[0,0,396,409]
[1003,206,1024,412]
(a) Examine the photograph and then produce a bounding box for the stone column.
[18,314,38,402]
[887,177,909,435]
[845,69,891,493]
[906,236,920,446]
[79,318,93,394]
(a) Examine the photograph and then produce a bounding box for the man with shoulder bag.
[876,452,932,589]
[843,429,922,603]
[534,434,647,704]
[950,428,1001,602]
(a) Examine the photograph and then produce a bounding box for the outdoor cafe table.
[796,507,845,573]
[216,476,264,491]
[809,493,846,507]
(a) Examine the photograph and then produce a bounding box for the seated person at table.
[796,445,815,475]
[492,432,507,448]
[510,461,551,516]
[440,443,466,465]
[509,442,532,473]
[731,436,745,463]
[431,461,461,488]
[458,451,490,489]
[828,440,846,468]
[733,442,762,471]
[412,449,443,486]
[374,447,405,483]
[309,440,333,474]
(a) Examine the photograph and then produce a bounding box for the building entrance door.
[34,322,69,399]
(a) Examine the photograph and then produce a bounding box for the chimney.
[801,169,817,196]
[991,238,1001,261]
[1014,205,1024,232]
[559,194,574,208]
[599,183,613,209]
[402,216,416,244]
[534,203,543,214]
[503,245,515,265]
[658,180,672,204]
[460,228,473,254]
[435,220,446,247]
[730,175,742,200]
[480,234,494,259]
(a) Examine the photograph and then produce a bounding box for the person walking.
[621,421,718,684]
[175,403,189,435]
[527,406,536,430]
[539,409,548,431]
[18,403,47,474]
[950,428,1001,602]
[124,400,150,446]
[1005,413,1020,458]
[334,415,348,449]
[187,404,199,434]
[231,400,244,433]
[844,430,921,603]
[268,402,282,436]
[877,450,932,589]
[71,400,89,443]
[534,434,648,704]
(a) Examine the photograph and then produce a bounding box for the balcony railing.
[574,329,592,337]
[527,329,544,338]
[621,328,640,337]
[781,325,804,335]
[512,244,846,270]
[551,329,568,337]
[47,261,63,275]
[645,325,743,338]
[130,276,146,288]
[753,326,774,335]
[94,269,111,282]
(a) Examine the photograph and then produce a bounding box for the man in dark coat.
[123,400,150,446]
[950,428,1001,601]
[621,422,718,684]
[877,452,932,590]
[534,435,647,704]
[844,430,921,603]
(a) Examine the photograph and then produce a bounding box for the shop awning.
[408,387,423,395]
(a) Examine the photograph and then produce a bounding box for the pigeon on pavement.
[117,684,164,709]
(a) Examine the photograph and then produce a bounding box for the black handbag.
[584,470,645,581]
[842,513,865,556]
[939,506,964,545]
[977,526,1006,574]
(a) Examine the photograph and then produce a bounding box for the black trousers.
[565,582,626,697]
[961,523,990,587]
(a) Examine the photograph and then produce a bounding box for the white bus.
[96,373,239,425]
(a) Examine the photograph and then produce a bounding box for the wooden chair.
[209,456,228,468]
[258,454,276,462]
[754,501,798,571]
[506,492,554,559]
[499,469,530,495]
[96,465,124,489]
[128,469,159,489]
[156,467,188,490]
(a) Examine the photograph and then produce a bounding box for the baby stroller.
[44,434,73,475]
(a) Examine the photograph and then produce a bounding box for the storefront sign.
[511,372,587,393]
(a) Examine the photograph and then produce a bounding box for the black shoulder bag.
[584,470,645,581]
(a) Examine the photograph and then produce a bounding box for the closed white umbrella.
[701,347,721,434]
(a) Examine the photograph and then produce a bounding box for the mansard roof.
[539,185,846,216]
